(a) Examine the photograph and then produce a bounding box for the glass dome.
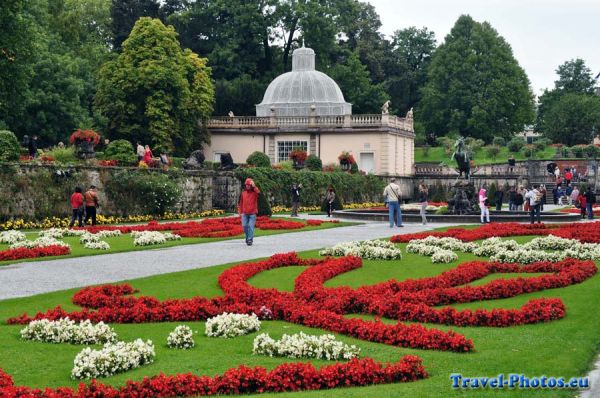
[256,46,352,117]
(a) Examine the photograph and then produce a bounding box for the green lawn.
[0,220,352,266]
[0,238,598,397]
[415,146,558,166]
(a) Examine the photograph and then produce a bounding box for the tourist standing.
[508,186,516,211]
[84,185,99,226]
[584,186,596,220]
[579,194,587,219]
[539,184,547,210]
[159,151,170,170]
[565,185,573,205]
[383,178,403,227]
[28,135,38,158]
[556,185,565,205]
[494,188,504,211]
[554,166,560,181]
[478,186,490,223]
[143,145,153,164]
[290,183,302,217]
[515,187,524,211]
[571,186,580,205]
[565,169,573,186]
[136,142,145,162]
[238,178,260,246]
[325,187,336,217]
[508,155,516,173]
[525,184,542,224]
[418,183,428,225]
[69,187,84,228]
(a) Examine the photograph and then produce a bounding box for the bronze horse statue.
[451,137,471,180]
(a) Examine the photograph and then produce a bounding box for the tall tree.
[385,26,436,116]
[536,58,597,136]
[95,17,214,155]
[110,0,160,50]
[539,93,600,146]
[419,15,534,141]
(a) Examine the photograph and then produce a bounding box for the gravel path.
[0,218,453,300]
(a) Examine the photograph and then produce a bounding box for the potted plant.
[338,151,355,171]
[289,147,308,169]
[69,129,100,159]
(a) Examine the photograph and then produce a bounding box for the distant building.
[204,45,415,176]
[517,126,540,144]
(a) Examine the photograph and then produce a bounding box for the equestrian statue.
[451,136,471,180]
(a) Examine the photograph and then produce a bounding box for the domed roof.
[256,46,351,117]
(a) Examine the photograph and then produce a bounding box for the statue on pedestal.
[381,100,391,115]
[451,136,471,180]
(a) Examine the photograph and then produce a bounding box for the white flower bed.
[205,313,261,338]
[80,233,100,244]
[431,250,458,263]
[20,318,116,345]
[167,325,195,349]
[406,241,457,263]
[253,332,360,360]
[0,230,27,244]
[9,236,70,249]
[96,230,122,238]
[473,237,520,257]
[132,231,181,246]
[39,228,67,239]
[409,236,477,253]
[71,339,155,379]
[84,241,110,250]
[523,235,580,251]
[319,240,402,260]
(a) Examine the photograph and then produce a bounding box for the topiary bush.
[534,138,552,152]
[0,130,20,162]
[583,145,600,158]
[103,139,137,165]
[507,137,525,152]
[305,155,322,171]
[485,145,501,160]
[246,151,271,168]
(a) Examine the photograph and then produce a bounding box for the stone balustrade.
[207,114,414,132]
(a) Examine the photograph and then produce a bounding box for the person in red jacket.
[69,186,84,228]
[238,178,260,246]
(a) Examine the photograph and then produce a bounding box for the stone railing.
[207,114,413,132]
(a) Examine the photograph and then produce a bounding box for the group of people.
[136,142,170,170]
[69,186,99,227]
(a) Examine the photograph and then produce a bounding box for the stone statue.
[228,111,235,117]
[451,136,471,180]
[381,100,391,115]
[183,150,205,169]
[406,107,413,119]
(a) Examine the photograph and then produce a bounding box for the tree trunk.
[282,18,298,71]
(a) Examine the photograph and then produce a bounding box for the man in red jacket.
[238,178,260,246]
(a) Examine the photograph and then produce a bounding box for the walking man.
[290,183,302,217]
[525,184,542,224]
[239,178,260,245]
[84,185,99,226]
[383,178,403,227]
[584,186,596,220]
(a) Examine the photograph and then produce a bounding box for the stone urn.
[75,140,96,159]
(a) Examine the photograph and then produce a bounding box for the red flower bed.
[98,159,118,167]
[0,245,70,262]
[69,129,100,146]
[0,355,427,397]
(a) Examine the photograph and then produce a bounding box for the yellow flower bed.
[0,210,225,231]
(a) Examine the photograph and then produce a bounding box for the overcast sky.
[367,0,600,97]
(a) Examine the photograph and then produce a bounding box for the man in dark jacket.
[290,183,302,217]
[28,135,38,158]
[494,188,504,211]
[584,186,596,220]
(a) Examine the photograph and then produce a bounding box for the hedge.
[235,168,385,206]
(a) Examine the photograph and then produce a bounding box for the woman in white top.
[479,186,490,223]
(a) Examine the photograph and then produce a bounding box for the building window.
[277,141,307,163]
[213,152,227,162]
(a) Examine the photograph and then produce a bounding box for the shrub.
[421,144,431,157]
[104,140,137,165]
[534,138,552,152]
[570,145,585,158]
[521,144,536,158]
[45,146,76,163]
[492,136,506,147]
[105,170,182,215]
[0,130,20,162]
[584,145,600,158]
[507,137,525,152]
[305,155,322,171]
[257,191,272,216]
[350,162,359,174]
[246,151,271,168]
[485,145,501,160]
[278,160,294,171]
[236,168,384,207]
[465,137,484,153]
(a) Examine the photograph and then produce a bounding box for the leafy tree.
[95,17,214,155]
[328,51,388,114]
[536,59,597,138]
[214,75,269,116]
[110,0,161,50]
[385,27,436,115]
[246,151,271,167]
[419,15,534,142]
[0,130,20,161]
[538,93,600,146]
